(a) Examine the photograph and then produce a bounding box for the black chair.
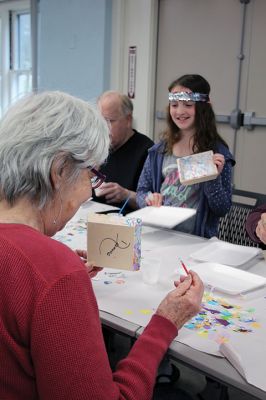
[218,189,266,247]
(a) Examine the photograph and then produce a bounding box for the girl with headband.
[136,74,235,238]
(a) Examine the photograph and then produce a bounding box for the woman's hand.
[145,192,163,207]
[256,213,266,245]
[156,271,204,330]
[213,153,225,175]
[75,249,103,278]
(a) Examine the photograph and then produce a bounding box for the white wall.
[110,0,158,138]
[37,0,157,135]
[38,0,112,101]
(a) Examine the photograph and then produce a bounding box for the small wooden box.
[177,150,218,186]
[87,213,142,270]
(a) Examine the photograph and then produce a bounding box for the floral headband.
[169,91,209,102]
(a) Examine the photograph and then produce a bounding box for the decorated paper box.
[87,213,142,270]
[177,150,218,185]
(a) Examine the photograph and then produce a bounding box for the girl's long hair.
[162,74,228,153]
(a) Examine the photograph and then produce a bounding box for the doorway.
[154,0,266,193]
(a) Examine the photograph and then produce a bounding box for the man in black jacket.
[94,91,154,213]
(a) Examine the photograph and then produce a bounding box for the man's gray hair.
[98,90,133,117]
[120,93,133,116]
[0,91,110,208]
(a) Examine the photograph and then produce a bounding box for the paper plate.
[127,206,196,229]
[190,240,261,267]
[190,262,266,295]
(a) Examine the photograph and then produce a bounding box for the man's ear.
[126,113,133,128]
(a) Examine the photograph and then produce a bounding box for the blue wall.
[38,0,112,102]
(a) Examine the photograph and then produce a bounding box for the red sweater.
[0,224,177,400]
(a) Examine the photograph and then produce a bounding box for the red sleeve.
[31,270,177,400]
[245,205,266,243]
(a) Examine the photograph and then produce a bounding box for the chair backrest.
[218,189,266,247]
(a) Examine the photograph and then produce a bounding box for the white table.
[98,227,266,399]
[55,202,266,399]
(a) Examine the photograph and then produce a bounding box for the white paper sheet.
[92,268,266,360]
[220,333,266,391]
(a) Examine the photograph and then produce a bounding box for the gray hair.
[97,90,133,117]
[0,91,110,208]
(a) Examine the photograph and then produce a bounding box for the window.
[0,1,31,118]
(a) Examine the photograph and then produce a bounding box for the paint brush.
[179,258,189,275]
[118,195,130,215]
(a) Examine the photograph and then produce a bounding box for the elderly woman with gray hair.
[0,91,203,400]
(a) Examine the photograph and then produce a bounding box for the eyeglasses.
[89,167,106,189]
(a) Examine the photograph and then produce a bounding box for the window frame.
[0,0,31,117]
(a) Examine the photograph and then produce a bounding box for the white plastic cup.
[141,256,161,285]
